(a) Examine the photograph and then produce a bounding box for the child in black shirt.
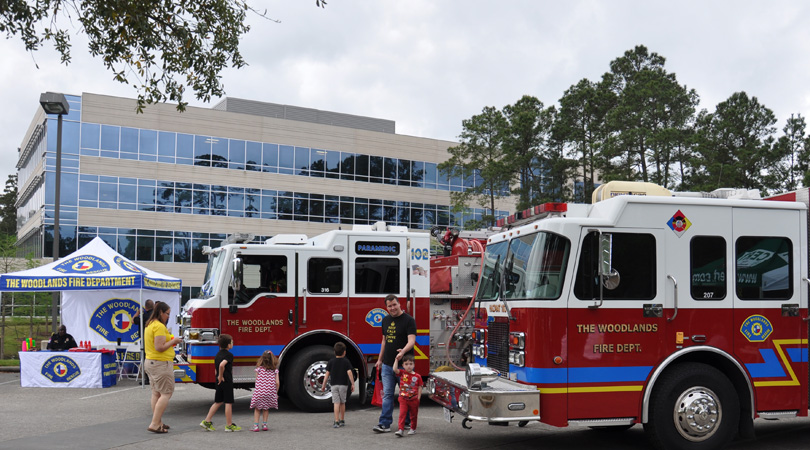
[321,342,355,428]
[200,334,241,432]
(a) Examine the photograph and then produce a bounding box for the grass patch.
[0,359,20,366]
[1,318,55,359]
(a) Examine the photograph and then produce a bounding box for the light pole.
[39,92,69,334]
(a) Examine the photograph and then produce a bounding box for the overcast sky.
[2,0,810,187]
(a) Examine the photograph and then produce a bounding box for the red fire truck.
[429,181,810,450]
[176,221,485,411]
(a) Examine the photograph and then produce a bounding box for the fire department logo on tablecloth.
[53,255,110,274]
[41,355,81,383]
[89,298,141,343]
[365,308,388,327]
[667,210,692,238]
[740,314,773,342]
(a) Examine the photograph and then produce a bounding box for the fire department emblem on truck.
[365,308,387,327]
[740,314,773,342]
[666,209,691,237]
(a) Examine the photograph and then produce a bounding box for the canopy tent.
[1,237,182,384]
[0,237,181,293]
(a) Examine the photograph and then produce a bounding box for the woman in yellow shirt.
[144,301,181,433]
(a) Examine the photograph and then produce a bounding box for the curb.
[0,366,21,373]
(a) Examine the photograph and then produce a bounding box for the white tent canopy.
[0,237,182,349]
[0,237,182,293]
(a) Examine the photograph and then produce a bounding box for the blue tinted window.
[120,127,138,154]
[211,137,228,168]
[119,184,136,204]
[278,145,294,175]
[245,190,260,217]
[99,181,117,202]
[79,179,98,201]
[424,162,437,188]
[139,129,157,155]
[412,161,424,187]
[174,237,190,262]
[138,185,155,211]
[137,236,155,261]
[340,152,354,180]
[194,135,211,166]
[310,149,326,176]
[176,133,193,158]
[61,173,78,206]
[263,143,278,172]
[295,147,310,175]
[81,123,100,149]
[246,141,261,170]
[261,195,277,219]
[229,139,245,170]
[355,155,369,182]
[370,156,383,182]
[398,159,411,186]
[211,191,227,215]
[158,131,175,157]
[384,158,397,184]
[100,125,120,151]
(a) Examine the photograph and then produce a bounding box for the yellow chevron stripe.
[753,339,807,387]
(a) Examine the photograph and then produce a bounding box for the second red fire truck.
[429,181,810,450]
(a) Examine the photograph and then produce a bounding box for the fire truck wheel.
[644,362,739,450]
[286,345,334,412]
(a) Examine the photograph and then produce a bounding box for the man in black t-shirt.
[372,294,416,433]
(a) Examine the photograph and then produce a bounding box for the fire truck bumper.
[428,370,540,423]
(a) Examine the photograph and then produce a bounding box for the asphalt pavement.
[2,372,810,450]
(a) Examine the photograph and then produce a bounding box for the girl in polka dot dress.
[250,350,279,431]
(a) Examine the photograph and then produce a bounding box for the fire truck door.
[567,229,669,419]
[347,236,409,364]
[298,250,348,336]
[220,249,298,349]
[731,207,806,413]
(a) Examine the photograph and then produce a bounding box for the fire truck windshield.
[477,232,570,302]
[200,250,226,297]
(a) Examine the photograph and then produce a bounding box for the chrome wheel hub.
[673,386,721,442]
[302,360,331,400]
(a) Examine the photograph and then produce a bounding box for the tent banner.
[0,237,182,292]
[62,290,181,349]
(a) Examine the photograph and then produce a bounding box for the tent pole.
[139,288,144,389]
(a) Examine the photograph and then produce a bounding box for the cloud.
[3,0,810,191]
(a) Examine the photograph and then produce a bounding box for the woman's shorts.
[331,385,348,403]
[145,359,175,395]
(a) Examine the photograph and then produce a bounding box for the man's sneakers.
[395,429,404,437]
[407,429,416,435]
[372,424,391,433]
[199,420,215,432]
[224,424,242,432]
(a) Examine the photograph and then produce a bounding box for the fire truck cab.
[429,182,809,450]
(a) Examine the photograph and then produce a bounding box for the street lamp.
[39,92,69,334]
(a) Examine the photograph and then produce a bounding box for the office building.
[15,93,515,299]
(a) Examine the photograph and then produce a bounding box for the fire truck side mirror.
[231,257,244,293]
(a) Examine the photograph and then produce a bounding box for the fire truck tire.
[644,362,739,450]
[286,345,334,412]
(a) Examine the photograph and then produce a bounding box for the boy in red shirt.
[392,354,423,436]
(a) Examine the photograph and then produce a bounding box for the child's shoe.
[262,423,269,431]
[224,424,242,432]
[333,421,340,428]
[252,424,260,432]
[199,420,215,432]
[407,429,416,435]
[395,429,404,437]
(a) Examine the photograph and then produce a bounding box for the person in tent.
[47,325,78,351]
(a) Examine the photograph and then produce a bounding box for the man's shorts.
[215,381,235,404]
[331,385,348,403]
[144,360,174,395]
